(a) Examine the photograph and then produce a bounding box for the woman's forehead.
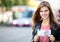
[40,6,49,10]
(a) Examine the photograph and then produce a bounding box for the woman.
[32,1,60,42]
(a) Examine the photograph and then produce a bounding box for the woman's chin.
[42,18,47,20]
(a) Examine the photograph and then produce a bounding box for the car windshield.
[13,9,33,19]
[22,10,33,18]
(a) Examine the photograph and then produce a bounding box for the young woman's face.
[40,6,50,20]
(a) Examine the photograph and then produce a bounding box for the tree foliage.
[1,0,27,10]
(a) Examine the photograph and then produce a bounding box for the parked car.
[12,6,34,27]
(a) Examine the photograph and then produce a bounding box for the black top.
[32,20,60,42]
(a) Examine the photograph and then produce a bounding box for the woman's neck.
[42,18,50,25]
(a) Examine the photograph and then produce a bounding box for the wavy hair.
[32,1,58,29]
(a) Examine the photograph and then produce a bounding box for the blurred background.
[0,0,60,26]
[0,0,60,42]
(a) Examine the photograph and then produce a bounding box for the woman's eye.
[40,10,48,12]
[40,10,43,12]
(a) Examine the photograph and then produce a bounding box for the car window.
[22,10,33,18]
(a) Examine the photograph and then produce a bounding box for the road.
[0,26,32,42]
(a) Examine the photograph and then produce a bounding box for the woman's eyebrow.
[45,10,48,11]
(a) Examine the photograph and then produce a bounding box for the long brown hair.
[32,1,58,29]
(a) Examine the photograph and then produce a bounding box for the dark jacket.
[32,21,60,42]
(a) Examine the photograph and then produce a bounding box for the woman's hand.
[49,35,55,42]
[34,35,39,42]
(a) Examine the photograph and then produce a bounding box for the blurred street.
[0,0,60,42]
[0,26,32,42]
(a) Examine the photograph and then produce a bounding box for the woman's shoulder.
[52,20,60,29]
[34,21,42,29]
